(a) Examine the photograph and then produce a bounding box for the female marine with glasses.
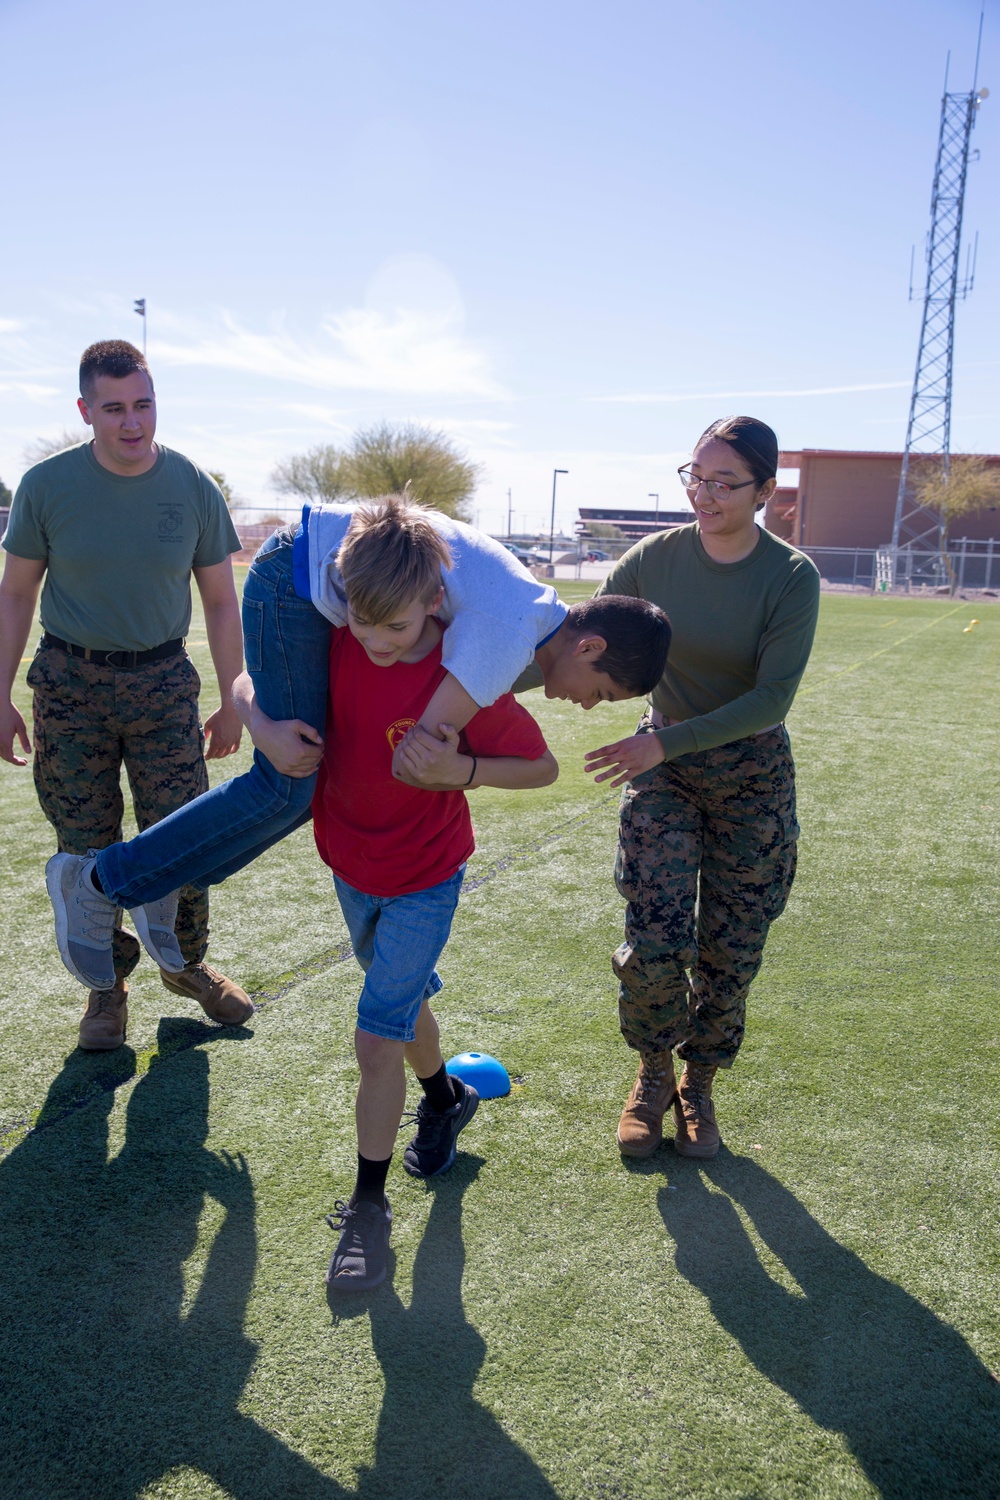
[585,416,820,1162]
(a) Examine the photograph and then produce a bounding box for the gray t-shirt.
[306,504,567,706]
[3,442,241,652]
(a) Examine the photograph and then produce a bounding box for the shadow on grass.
[1,1013,256,1152]
[648,1148,1000,1498]
[0,1019,348,1500]
[330,1154,558,1500]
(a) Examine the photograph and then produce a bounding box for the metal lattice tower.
[890,36,988,574]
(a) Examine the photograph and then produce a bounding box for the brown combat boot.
[78,979,128,1051]
[617,1050,677,1158]
[160,962,254,1025]
[673,1062,720,1158]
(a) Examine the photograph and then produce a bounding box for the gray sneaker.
[46,853,117,991]
[325,1197,392,1291]
[130,891,185,973]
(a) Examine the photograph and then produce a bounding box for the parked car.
[501,543,536,565]
[584,548,608,562]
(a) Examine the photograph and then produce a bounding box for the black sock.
[89,863,105,895]
[353,1152,391,1207]
[418,1063,459,1113]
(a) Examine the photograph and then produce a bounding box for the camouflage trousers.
[613,725,798,1068]
[27,644,210,982]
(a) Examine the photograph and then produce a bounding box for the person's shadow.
[656,1151,1000,1498]
[331,1155,559,1500]
[0,1020,349,1500]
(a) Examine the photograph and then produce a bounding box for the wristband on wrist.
[463,755,478,787]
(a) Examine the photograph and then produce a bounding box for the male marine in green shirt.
[0,339,252,1049]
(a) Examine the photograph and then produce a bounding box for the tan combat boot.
[160,963,254,1024]
[617,1050,677,1158]
[78,979,128,1051]
[673,1062,720,1158]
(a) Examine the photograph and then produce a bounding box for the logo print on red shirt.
[385,717,417,750]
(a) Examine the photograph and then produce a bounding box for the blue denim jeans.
[334,867,466,1042]
[95,530,331,906]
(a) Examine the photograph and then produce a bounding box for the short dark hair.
[696,415,778,488]
[566,595,671,696]
[79,340,153,403]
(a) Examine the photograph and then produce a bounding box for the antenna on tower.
[888,16,987,588]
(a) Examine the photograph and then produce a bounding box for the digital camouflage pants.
[28,645,210,982]
[613,725,798,1068]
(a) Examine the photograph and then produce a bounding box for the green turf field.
[1,585,998,1499]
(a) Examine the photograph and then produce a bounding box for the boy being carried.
[319,498,557,1292]
[44,508,672,1024]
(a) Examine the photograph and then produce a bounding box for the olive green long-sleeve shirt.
[597,523,820,762]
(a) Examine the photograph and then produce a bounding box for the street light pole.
[549,469,568,565]
[507,488,513,539]
[648,492,660,528]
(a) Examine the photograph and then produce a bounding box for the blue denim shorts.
[333,867,466,1042]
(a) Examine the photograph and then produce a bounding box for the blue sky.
[1,0,996,535]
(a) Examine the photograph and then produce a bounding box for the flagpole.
[133,297,146,356]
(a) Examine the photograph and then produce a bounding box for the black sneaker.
[325,1197,392,1291]
[402,1078,479,1178]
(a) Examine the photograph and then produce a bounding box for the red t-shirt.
[313,626,548,897]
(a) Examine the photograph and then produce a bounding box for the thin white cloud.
[274,403,353,428]
[592,381,911,404]
[152,307,504,400]
[410,415,517,445]
[0,381,60,400]
[863,412,995,427]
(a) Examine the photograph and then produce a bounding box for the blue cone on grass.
[445,1052,511,1100]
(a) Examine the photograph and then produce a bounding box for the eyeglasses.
[677,466,757,501]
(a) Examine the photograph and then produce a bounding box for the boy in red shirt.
[315,498,557,1291]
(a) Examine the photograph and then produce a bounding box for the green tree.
[586,521,625,539]
[910,455,1000,593]
[271,423,480,519]
[911,455,1000,531]
[0,477,12,507]
[208,471,241,509]
[345,423,479,518]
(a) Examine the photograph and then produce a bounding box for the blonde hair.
[337,494,452,623]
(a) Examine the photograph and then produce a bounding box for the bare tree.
[270,445,352,503]
[23,430,89,466]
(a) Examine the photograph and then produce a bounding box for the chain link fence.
[801,539,998,593]
[4,502,996,594]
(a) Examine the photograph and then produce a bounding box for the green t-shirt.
[598,523,821,761]
[3,442,241,652]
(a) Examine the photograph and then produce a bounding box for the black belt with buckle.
[41,633,185,670]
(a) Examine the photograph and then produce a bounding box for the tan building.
[766,449,1000,549]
